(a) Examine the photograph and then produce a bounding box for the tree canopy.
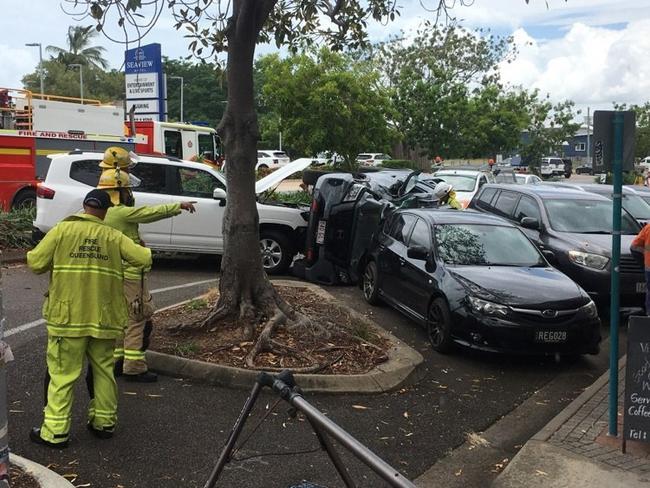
[256,48,395,165]
[46,25,109,69]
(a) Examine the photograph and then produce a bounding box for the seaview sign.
[124,43,166,121]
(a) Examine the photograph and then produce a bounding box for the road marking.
[4,278,218,338]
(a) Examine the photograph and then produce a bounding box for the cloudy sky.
[2,0,649,113]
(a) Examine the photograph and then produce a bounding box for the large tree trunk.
[201,0,289,337]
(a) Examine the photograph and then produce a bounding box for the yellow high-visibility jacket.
[103,203,181,280]
[27,214,152,339]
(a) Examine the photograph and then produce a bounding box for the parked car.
[257,149,290,169]
[515,174,542,185]
[575,164,594,175]
[360,208,601,355]
[357,153,392,167]
[541,183,650,227]
[469,184,644,309]
[428,167,504,209]
[34,152,312,274]
[299,170,436,285]
[540,157,566,178]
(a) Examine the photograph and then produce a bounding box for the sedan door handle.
[399,258,406,266]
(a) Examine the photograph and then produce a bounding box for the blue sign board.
[124,43,166,121]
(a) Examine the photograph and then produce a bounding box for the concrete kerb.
[11,453,74,487]
[532,355,626,442]
[147,279,424,393]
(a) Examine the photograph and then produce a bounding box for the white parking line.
[4,278,218,338]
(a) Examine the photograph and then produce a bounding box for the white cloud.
[499,20,650,109]
[0,45,40,89]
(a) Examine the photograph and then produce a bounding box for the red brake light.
[310,199,319,213]
[37,185,55,199]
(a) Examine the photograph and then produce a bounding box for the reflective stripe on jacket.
[103,203,181,280]
[27,214,152,339]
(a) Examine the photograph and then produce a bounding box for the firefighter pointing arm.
[27,189,152,448]
[97,147,196,382]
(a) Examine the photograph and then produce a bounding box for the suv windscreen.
[622,195,650,220]
[545,199,639,234]
[435,224,544,267]
[433,174,476,192]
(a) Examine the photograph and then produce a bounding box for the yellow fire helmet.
[99,146,140,170]
[96,168,141,205]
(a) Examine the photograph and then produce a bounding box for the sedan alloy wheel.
[427,298,454,353]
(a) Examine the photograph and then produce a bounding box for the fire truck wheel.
[13,190,36,209]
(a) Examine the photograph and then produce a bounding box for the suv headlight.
[467,296,510,318]
[568,251,609,270]
[580,300,598,319]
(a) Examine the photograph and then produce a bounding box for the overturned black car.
[296,170,438,285]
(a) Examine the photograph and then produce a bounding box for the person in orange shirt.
[631,224,650,314]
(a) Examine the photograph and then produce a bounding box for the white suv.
[34,152,312,274]
[257,150,290,169]
[356,153,392,167]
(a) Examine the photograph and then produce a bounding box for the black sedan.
[360,209,601,355]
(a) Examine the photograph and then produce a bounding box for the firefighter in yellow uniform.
[27,189,152,448]
[97,148,196,382]
[433,182,463,210]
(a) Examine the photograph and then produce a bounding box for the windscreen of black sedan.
[434,224,545,267]
[544,199,639,234]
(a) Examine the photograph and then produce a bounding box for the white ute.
[33,152,312,274]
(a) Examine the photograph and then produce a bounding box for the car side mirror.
[520,217,540,230]
[407,245,429,261]
[213,188,227,207]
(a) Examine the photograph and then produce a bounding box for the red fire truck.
[0,88,221,211]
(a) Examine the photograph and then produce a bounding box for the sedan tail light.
[273,159,279,165]
[37,185,55,199]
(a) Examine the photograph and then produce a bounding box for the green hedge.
[379,159,424,170]
[0,207,35,250]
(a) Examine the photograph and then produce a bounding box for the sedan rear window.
[272,152,288,158]
[544,199,639,234]
[435,224,544,267]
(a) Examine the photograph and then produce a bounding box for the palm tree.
[46,25,109,70]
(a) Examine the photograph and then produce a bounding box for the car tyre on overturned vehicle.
[362,260,381,305]
[427,297,454,354]
[260,230,292,275]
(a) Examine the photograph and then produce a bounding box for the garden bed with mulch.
[10,465,39,488]
[151,285,390,374]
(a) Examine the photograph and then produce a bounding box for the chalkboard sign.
[623,316,650,444]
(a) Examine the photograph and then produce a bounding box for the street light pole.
[25,43,44,95]
[169,76,184,122]
[68,64,84,103]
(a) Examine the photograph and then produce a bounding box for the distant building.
[562,125,593,164]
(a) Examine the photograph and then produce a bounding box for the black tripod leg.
[306,416,356,488]
[203,380,264,488]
